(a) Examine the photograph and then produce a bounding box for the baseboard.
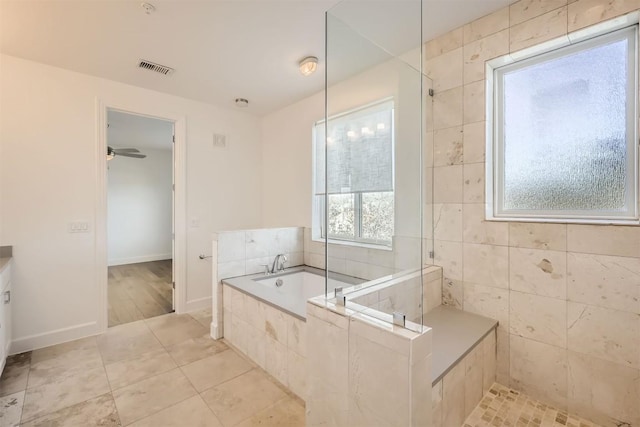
[184,296,211,313]
[108,253,172,266]
[10,321,100,355]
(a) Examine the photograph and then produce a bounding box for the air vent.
[138,59,174,76]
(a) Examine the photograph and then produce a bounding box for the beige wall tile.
[434,203,463,242]
[567,302,640,369]
[567,225,640,257]
[442,362,466,427]
[245,325,266,369]
[509,222,567,251]
[265,336,288,386]
[433,86,463,130]
[568,0,640,32]
[510,7,568,52]
[463,203,509,245]
[510,291,567,347]
[433,165,463,203]
[463,81,485,124]
[463,163,484,203]
[434,240,463,280]
[411,355,431,426]
[463,243,509,288]
[425,27,464,59]
[464,8,510,43]
[463,29,509,84]
[287,349,308,400]
[464,344,484,417]
[510,335,568,409]
[426,48,464,92]
[463,282,509,333]
[510,0,568,25]
[443,277,463,308]
[264,304,288,345]
[509,247,567,299]
[496,330,510,385]
[288,317,307,357]
[463,121,486,164]
[433,126,463,166]
[567,351,640,427]
[482,330,497,394]
[567,252,640,313]
[347,333,410,426]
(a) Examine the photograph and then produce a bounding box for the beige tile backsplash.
[428,1,640,425]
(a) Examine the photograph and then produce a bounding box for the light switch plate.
[68,222,89,233]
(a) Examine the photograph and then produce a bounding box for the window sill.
[312,237,393,252]
[485,214,640,226]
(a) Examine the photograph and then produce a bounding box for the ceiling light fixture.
[235,98,249,108]
[141,2,155,14]
[298,56,318,76]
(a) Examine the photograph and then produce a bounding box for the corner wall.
[0,54,263,352]
[426,1,640,425]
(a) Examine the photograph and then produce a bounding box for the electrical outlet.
[68,222,89,233]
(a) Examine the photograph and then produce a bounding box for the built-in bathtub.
[221,266,362,399]
[222,263,497,424]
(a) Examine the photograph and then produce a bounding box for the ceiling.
[107,110,173,151]
[0,0,514,116]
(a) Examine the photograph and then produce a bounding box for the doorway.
[106,109,175,327]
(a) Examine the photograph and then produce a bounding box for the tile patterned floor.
[0,309,305,427]
[464,383,600,427]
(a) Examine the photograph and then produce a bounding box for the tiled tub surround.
[347,265,443,321]
[211,227,305,338]
[305,297,432,427]
[222,283,309,400]
[220,266,437,402]
[425,1,640,425]
[303,227,423,280]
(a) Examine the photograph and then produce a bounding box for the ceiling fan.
[107,146,147,160]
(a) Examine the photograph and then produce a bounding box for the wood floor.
[108,260,173,327]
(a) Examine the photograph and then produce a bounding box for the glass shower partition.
[321,0,433,329]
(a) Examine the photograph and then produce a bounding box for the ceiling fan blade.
[113,148,140,153]
[118,153,147,159]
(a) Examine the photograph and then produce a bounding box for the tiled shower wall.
[425,1,640,426]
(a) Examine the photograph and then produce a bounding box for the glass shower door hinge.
[428,88,434,97]
[334,287,346,307]
[429,251,435,259]
[393,312,406,327]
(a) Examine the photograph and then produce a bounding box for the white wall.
[107,148,173,266]
[261,58,426,281]
[0,54,263,352]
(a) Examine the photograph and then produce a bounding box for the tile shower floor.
[0,309,304,426]
[464,383,600,427]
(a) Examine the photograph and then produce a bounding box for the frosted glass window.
[313,99,395,246]
[490,25,638,222]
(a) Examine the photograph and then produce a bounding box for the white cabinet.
[0,262,11,376]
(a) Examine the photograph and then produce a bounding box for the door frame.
[95,99,187,332]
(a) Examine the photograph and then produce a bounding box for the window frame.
[486,20,639,224]
[312,99,395,248]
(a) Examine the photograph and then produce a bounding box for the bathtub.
[222,266,361,320]
[221,266,362,399]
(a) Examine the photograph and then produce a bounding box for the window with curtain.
[313,99,394,246]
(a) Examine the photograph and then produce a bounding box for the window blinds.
[314,99,394,195]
